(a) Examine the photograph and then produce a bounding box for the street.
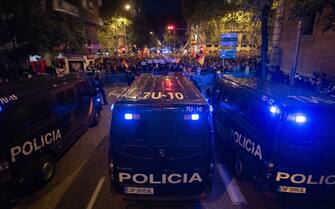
[7,86,333,209]
[1,0,335,207]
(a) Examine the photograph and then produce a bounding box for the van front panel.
[110,105,211,196]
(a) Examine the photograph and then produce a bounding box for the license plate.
[124,186,154,195]
[278,186,306,194]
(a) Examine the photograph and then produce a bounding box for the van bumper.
[109,180,210,201]
[258,165,335,200]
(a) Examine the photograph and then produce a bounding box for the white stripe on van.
[216,163,247,205]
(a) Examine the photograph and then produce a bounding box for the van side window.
[248,105,270,131]
[76,82,91,104]
[11,107,32,138]
[56,91,68,106]
[56,88,77,107]
[31,98,51,123]
[7,97,51,139]
[65,88,76,103]
[54,87,78,115]
[219,86,239,111]
[238,99,250,117]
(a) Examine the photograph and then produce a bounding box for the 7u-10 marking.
[143,92,184,100]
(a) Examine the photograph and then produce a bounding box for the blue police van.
[109,73,213,198]
[212,75,335,198]
[0,73,101,199]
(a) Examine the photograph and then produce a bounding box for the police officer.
[93,73,108,105]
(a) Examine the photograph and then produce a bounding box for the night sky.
[141,0,185,37]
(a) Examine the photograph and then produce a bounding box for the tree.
[163,31,175,47]
[97,17,132,49]
[128,14,156,48]
[0,0,86,65]
[243,0,275,79]
[182,0,275,79]
[291,0,335,32]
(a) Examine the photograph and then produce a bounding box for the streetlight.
[125,4,131,11]
[114,4,132,55]
[114,4,131,18]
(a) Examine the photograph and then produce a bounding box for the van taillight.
[0,160,11,183]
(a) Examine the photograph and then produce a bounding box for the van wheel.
[92,111,101,127]
[38,156,56,184]
[234,152,246,179]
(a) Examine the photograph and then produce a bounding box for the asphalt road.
[9,86,335,209]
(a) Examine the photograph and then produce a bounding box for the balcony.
[52,0,79,17]
[98,17,103,26]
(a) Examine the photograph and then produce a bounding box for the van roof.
[117,74,206,106]
[0,74,88,105]
[220,75,335,107]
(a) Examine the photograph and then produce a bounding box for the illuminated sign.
[142,92,184,100]
[221,33,238,47]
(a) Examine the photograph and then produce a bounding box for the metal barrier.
[101,73,129,86]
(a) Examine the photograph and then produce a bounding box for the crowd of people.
[91,54,260,76]
[1,52,335,97]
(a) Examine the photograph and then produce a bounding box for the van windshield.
[112,107,209,158]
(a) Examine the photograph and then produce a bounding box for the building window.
[302,12,316,36]
[88,0,94,9]
[82,0,87,8]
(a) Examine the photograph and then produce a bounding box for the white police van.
[0,74,101,199]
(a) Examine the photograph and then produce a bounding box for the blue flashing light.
[209,105,213,113]
[288,113,307,124]
[270,106,280,114]
[110,104,114,111]
[191,114,199,120]
[125,113,133,120]
[0,105,2,112]
[295,115,307,123]
[96,97,101,103]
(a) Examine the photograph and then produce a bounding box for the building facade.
[270,0,335,76]
[52,0,103,52]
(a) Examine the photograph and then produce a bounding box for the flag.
[197,54,205,65]
[122,60,129,69]
[176,58,181,64]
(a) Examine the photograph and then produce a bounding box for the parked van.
[213,75,335,198]
[109,73,213,198]
[0,73,101,198]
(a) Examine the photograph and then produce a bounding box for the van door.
[112,107,163,187]
[161,106,210,195]
[53,86,81,150]
[75,81,94,127]
[213,83,240,147]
